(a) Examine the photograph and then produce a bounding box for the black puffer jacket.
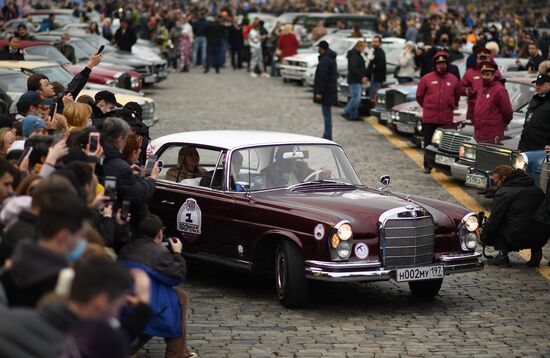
[518,94,550,152]
[366,47,386,83]
[485,171,546,250]
[313,48,338,106]
[346,48,366,84]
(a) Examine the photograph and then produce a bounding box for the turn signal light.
[331,234,340,249]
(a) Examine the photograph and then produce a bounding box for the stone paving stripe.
[365,117,550,279]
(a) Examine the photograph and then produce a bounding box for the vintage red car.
[0,40,143,93]
[149,131,483,308]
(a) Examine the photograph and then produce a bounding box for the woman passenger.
[166,147,206,182]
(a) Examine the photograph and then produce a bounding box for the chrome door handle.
[161,200,175,205]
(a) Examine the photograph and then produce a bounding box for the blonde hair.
[485,41,500,56]
[53,113,68,132]
[63,102,91,130]
[282,24,293,34]
[539,60,550,75]
[0,128,14,156]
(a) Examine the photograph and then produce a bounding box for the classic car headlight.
[458,213,479,251]
[431,129,443,145]
[106,79,116,86]
[131,77,140,89]
[337,223,352,240]
[513,153,528,170]
[329,221,353,261]
[379,96,385,104]
[299,62,308,68]
[460,144,476,160]
[416,119,422,133]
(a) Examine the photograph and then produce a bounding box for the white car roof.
[151,131,336,151]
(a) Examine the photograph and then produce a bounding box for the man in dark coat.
[204,16,226,73]
[366,35,386,102]
[342,40,367,121]
[313,41,338,140]
[0,36,24,61]
[484,166,549,267]
[517,42,545,73]
[518,74,550,151]
[114,18,137,52]
[101,117,158,225]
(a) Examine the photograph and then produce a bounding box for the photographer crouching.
[482,165,550,267]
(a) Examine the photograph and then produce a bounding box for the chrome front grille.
[476,147,512,172]
[380,208,435,268]
[439,132,470,154]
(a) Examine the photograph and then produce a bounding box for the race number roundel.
[177,198,202,235]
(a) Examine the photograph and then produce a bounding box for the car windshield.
[24,45,70,64]
[330,39,353,56]
[31,65,74,85]
[506,81,535,112]
[68,38,97,58]
[0,73,29,93]
[231,144,361,191]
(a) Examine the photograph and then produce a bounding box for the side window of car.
[157,145,225,188]
[231,149,264,191]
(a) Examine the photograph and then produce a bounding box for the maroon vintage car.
[149,131,483,308]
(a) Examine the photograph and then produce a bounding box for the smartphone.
[49,102,58,117]
[96,45,105,55]
[144,155,157,177]
[89,132,100,153]
[121,199,131,220]
[17,146,33,166]
[156,159,164,172]
[104,176,117,201]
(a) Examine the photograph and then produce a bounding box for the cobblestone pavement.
[140,69,550,358]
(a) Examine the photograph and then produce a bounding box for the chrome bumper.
[305,252,483,282]
[450,161,471,181]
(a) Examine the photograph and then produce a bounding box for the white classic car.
[281,36,405,86]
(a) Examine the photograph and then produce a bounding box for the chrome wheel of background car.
[274,240,308,308]
[408,278,443,300]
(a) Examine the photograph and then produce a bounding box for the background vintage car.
[149,130,483,308]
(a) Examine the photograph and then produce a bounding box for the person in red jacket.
[416,51,460,173]
[474,61,514,143]
[277,24,300,60]
[460,47,502,122]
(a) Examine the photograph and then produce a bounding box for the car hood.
[253,187,465,235]
[284,53,318,65]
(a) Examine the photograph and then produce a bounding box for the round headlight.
[416,119,422,132]
[330,234,340,249]
[337,224,352,241]
[465,215,479,232]
[431,129,443,145]
[513,153,528,170]
[337,241,351,258]
[465,233,477,250]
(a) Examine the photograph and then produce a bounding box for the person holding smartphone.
[101,118,159,225]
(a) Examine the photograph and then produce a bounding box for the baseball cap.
[532,73,550,84]
[22,115,46,138]
[17,91,44,109]
[94,90,122,107]
[317,40,329,50]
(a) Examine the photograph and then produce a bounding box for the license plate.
[396,122,415,133]
[158,71,167,78]
[144,75,156,83]
[435,154,455,165]
[465,174,488,189]
[381,112,390,121]
[396,265,444,282]
[338,93,348,103]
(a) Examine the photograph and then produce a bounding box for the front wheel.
[275,240,308,308]
[408,279,443,299]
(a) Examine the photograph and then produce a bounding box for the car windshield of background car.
[506,81,535,112]
[35,65,74,86]
[0,73,29,94]
[331,40,353,56]
[25,45,71,65]
[234,144,361,191]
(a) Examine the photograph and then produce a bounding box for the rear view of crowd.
[0,47,197,358]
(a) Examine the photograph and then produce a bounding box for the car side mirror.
[379,175,391,190]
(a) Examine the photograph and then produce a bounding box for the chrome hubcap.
[276,248,286,298]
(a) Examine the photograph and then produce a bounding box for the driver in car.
[261,146,330,187]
